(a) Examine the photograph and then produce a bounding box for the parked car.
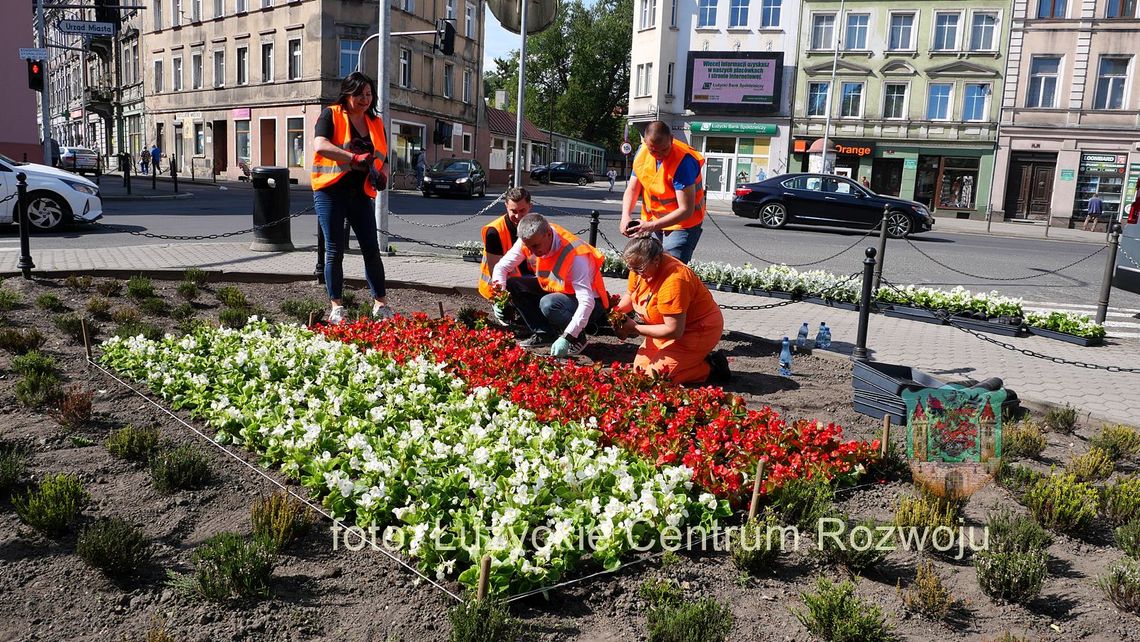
[58,146,101,176]
[530,162,595,186]
[422,158,488,198]
[731,173,934,238]
[0,153,103,230]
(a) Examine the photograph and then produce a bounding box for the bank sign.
[685,52,784,115]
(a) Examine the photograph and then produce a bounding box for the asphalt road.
[3,179,1138,333]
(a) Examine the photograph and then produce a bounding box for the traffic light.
[28,60,44,92]
[435,19,456,56]
[94,0,120,27]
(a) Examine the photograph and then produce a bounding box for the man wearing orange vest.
[491,214,610,357]
[478,187,535,323]
[620,120,707,264]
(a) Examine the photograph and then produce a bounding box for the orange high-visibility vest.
[310,104,388,198]
[520,224,610,308]
[632,139,706,230]
[478,215,522,299]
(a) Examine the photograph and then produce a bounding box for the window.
[191,52,202,89]
[666,62,675,95]
[963,83,990,121]
[237,46,249,85]
[1107,0,1137,17]
[446,0,456,19]
[1027,56,1060,107]
[194,123,204,155]
[423,55,434,95]
[399,48,411,88]
[261,0,272,7]
[883,83,908,119]
[933,13,960,51]
[634,62,654,96]
[172,55,183,91]
[807,81,829,116]
[443,62,453,98]
[1037,0,1065,18]
[402,0,414,11]
[889,13,915,50]
[729,0,748,27]
[339,38,362,77]
[463,68,472,102]
[214,0,223,17]
[154,60,164,92]
[1094,56,1130,110]
[970,12,998,50]
[260,42,273,83]
[927,83,952,119]
[191,0,201,21]
[155,0,163,29]
[845,13,868,50]
[237,0,246,11]
[213,50,225,87]
[698,0,717,27]
[132,42,140,84]
[235,120,250,163]
[670,0,678,26]
[172,0,181,26]
[641,0,658,29]
[287,39,301,80]
[840,82,863,117]
[465,2,475,38]
[811,14,835,49]
[122,43,134,84]
[761,0,780,26]
[287,117,304,168]
[462,133,473,153]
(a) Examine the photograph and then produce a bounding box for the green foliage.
[997,462,1046,496]
[447,599,524,642]
[1099,558,1140,614]
[95,280,123,297]
[176,281,199,302]
[899,559,957,621]
[1101,475,1140,526]
[15,370,62,408]
[986,509,1052,554]
[105,424,160,463]
[53,313,97,343]
[731,510,785,576]
[646,597,734,642]
[1044,404,1079,434]
[765,476,835,529]
[280,298,325,324]
[894,490,961,532]
[111,307,142,324]
[1090,424,1140,461]
[0,327,47,354]
[640,578,685,607]
[14,473,89,535]
[35,293,66,312]
[793,576,892,642]
[0,439,31,494]
[114,321,164,342]
[77,517,153,578]
[54,385,94,431]
[171,302,196,321]
[1065,446,1115,482]
[183,268,209,287]
[251,491,313,552]
[86,296,112,319]
[817,516,892,574]
[138,297,170,317]
[185,532,274,601]
[974,548,1048,604]
[126,275,156,300]
[1116,519,1140,559]
[215,286,248,309]
[218,307,251,329]
[151,444,212,494]
[65,274,93,291]
[1023,473,1099,533]
[1002,419,1047,459]
[11,350,57,377]
[0,287,22,311]
[455,305,489,330]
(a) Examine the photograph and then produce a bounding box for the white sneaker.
[372,302,395,320]
[328,305,347,324]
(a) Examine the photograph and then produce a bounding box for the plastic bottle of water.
[816,322,832,350]
[779,337,793,376]
[796,322,810,348]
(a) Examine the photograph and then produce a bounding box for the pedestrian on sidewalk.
[414,148,426,190]
[1083,193,1103,231]
[611,235,728,384]
[150,144,161,175]
[139,149,149,175]
[607,168,617,192]
[311,71,393,324]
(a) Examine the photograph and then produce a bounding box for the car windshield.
[432,160,470,172]
[0,153,25,166]
[70,148,96,155]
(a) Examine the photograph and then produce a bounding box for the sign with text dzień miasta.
[685,52,784,115]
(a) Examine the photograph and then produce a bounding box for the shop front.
[1072,152,1129,223]
[791,138,875,183]
[687,122,784,199]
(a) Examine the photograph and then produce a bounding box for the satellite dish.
[487,0,559,35]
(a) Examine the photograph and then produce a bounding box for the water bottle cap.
[782,336,789,340]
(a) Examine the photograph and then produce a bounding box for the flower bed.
[99,321,731,596]
[317,315,877,500]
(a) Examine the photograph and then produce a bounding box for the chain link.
[704,210,878,267]
[0,192,16,206]
[91,206,315,240]
[529,198,599,220]
[717,272,860,311]
[905,238,1105,282]
[389,190,506,228]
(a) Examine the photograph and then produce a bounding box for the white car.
[0,153,103,230]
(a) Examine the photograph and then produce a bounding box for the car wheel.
[885,211,913,239]
[577,177,588,186]
[466,184,475,199]
[540,176,550,184]
[759,202,788,229]
[25,192,68,231]
[422,190,431,198]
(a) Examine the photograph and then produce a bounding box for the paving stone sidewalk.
[4,242,1137,424]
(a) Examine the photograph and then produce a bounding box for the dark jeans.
[656,224,703,264]
[315,219,350,277]
[506,275,607,338]
[313,186,386,301]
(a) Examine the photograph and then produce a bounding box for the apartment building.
[3,2,41,162]
[144,0,484,184]
[795,0,1011,219]
[991,0,1140,227]
[627,0,801,200]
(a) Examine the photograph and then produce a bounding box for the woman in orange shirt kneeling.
[613,236,730,384]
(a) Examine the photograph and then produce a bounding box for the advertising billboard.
[684,52,784,115]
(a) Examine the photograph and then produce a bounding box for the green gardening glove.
[550,336,572,357]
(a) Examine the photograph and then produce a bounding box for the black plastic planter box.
[853,360,949,397]
[883,305,945,325]
[949,316,1024,337]
[803,296,859,311]
[1027,326,1103,347]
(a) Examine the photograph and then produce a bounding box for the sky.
[483,11,517,71]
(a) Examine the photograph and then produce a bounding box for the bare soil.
[0,275,1134,641]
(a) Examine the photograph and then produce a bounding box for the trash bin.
[250,166,294,252]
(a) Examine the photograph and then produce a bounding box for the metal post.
[36,0,52,166]
[852,247,877,361]
[1095,223,1122,325]
[15,173,35,279]
[124,155,131,195]
[589,210,600,247]
[375,0,391,254]
[818,0,846,174]
[152,160,157,190]
[171,158,179,193]
[872,205,888,291]
[512,0,530,188]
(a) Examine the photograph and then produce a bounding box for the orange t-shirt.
[627,254,722,332]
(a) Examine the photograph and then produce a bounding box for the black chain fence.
[90,206,315,241]
[905,238,1106,282]
[704,210,878,267]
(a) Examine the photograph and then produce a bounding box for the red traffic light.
[27,59,44,92]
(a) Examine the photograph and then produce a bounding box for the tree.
[484,0,632,151]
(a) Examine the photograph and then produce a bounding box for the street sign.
[59,20,116,36]
[621,142,632,155]
[19,48,48,60]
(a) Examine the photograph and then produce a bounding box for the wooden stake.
[747,460,766,522]
[476,554,492,601]
[881,415,891,458]
[80,317,93,361]
[437,301,445,319]
[308,310,317,327]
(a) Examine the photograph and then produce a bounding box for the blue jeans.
[313,186,386,301]
[656,224,703,264]
[506,276,607,338]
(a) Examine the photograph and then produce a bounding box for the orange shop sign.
[835,143,874,157]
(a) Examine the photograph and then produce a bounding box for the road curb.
[101,192,195,202]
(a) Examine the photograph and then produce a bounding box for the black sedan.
[731,173,934,238]
[422,158,488,198]
[530,162,595,186]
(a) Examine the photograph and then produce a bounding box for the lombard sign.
[685,51,784,115]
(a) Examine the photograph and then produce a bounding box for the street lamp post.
[819,0,846,174]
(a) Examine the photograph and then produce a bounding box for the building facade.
[4,2,41,162]
[794,0,1011,218]
[627,0,801,201]
[991,0,1140,227]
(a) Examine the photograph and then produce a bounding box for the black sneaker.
[566,334,588,356]
[706,350,731,383]
[518,334,554,349]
